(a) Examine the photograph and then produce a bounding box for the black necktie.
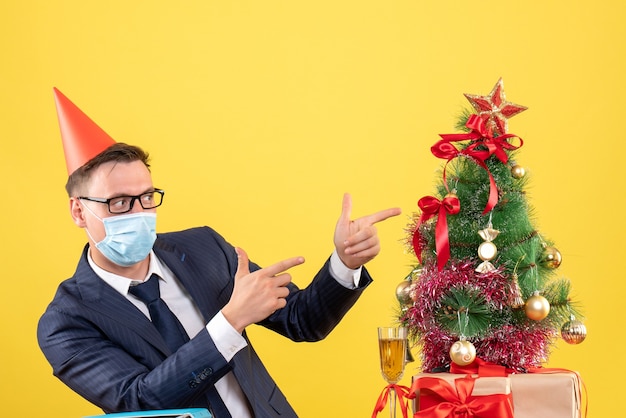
[129,274,231,417]
[129,274,189,352]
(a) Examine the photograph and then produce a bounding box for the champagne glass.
[378,327,408,417]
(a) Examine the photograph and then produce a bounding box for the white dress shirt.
[88,249,360,417]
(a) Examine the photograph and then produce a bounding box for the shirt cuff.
[206,311,248,362]
[329,249,362,289]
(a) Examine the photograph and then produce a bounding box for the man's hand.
[334,193,402,269]
[222,248,305,333]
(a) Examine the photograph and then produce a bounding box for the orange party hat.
[53,88,116,175]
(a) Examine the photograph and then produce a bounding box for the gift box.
[412,371,582,418]
[510,371,582,418]
[411,373,514,417]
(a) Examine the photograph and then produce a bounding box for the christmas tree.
[398,79,587,373]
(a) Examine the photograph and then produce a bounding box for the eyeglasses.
[78,189,165,214]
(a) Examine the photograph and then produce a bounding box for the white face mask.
[82,203,157,267]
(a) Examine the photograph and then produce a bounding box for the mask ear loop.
[78,199,106,246]
[79,198,105,222]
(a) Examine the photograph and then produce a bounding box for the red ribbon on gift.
[372,384,411,418]
[450,357,513,377]
[452,360,588,418]
[412,194,460,271]
[409,375,514,418]
[431,114,523,214]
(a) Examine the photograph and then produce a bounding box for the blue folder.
[83,408,212,418]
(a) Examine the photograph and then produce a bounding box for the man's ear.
[70,198,87,228]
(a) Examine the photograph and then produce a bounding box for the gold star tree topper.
[464,78,528,135]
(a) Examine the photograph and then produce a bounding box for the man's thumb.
[339,192,352,224]
[234,247,250,279]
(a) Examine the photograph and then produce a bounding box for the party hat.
[53,88,116,175]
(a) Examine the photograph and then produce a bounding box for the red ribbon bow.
[412,194,460,271]
[437,114,522,163]
[409,375,514,418]
[372,384,411,418]
[430,114,523,214]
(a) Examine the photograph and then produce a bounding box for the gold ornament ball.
[409,267,423,281]
[542,246,562,269]
[525,293,551,321]
[561,319,587,344]
[449,340,476,366]
[445,191,458,200]
[395,281,413,305]
[511,164,526,179]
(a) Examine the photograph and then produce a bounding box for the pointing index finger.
[362,207,402,226]
[263,256,306,277]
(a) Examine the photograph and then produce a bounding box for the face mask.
[83,204,157,267]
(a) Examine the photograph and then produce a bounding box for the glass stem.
[389,386,397,418]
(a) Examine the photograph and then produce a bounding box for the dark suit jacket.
[38,226,371,417]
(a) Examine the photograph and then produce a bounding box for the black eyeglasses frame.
[78,189,165,214]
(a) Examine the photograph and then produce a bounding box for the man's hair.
[65,143,151,197]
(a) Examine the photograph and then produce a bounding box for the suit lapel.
[153,238,230,323]
[74,247,171,355]
[72,234,235,358]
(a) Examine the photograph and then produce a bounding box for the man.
[38,88,401,417]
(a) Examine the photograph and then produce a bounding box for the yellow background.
[1,1,623,416]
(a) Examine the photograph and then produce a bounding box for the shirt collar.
[87,250,168,296]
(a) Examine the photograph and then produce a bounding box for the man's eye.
[110,197,129,208]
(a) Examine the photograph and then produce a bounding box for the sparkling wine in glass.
[378,327,408,417]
